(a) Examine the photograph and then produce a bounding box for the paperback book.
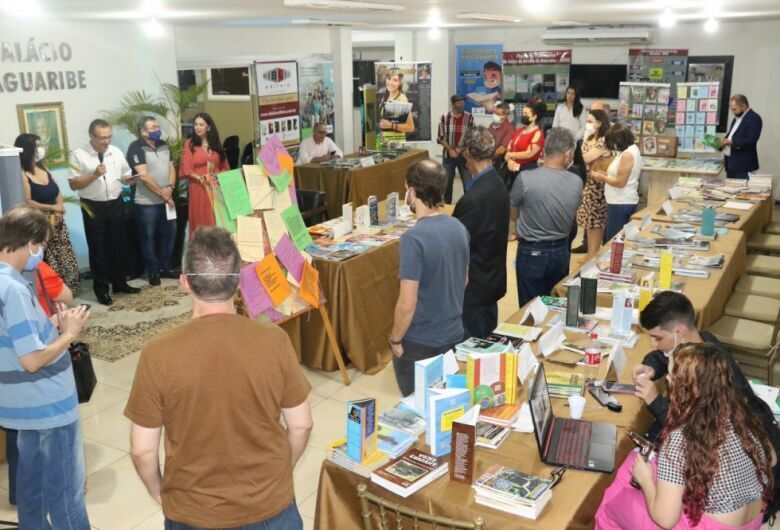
[476,422,512,449]
[425,387,471,457]
[466,351,518,409]
[327,438,388,478]
[473,464,553,519]
[346,398,377,463]
[378,400,426,437]
[371,448,449,498]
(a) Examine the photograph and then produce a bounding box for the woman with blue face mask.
[16,133,81,296]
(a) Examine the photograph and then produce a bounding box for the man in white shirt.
[296,122,343,165]
[68,119,139,305]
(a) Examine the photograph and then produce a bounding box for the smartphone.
[80,303,91,311]
[628,430,656,489]
[589,386,622,412]
[603,382,637,394]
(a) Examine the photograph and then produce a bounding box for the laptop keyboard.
[553,419,592,468]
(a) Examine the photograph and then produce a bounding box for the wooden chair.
[357,484,485,530]
[297,189,328,226]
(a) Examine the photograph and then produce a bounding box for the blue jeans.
[726,170,749,179]
[604,204,637,243]
[135,203,176,276]
[165,500,303,530]
[17,420,90,530]
[516,239,570,308]
[442,156,470,204]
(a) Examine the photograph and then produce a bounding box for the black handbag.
[35,270,97,403]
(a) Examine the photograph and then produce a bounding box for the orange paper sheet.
[256,254,292,306]
[299,261,320,309]
[278,153,294,179]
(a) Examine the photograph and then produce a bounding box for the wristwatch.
[388,334,402,346]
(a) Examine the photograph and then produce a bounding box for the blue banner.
[456,44,504,114]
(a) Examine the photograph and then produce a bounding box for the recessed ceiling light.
[659,7,676,28]
[704,17,719,33]
[457,12,523,23]
[291,18,368,26]
[428,27,441,40]
[283,0,404,12]
[143,18,165,38]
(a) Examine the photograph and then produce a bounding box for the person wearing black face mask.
[722,94,763,179]
[504,100,546,190]
[126,116,178,286]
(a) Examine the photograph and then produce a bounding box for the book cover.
[456,337,511,356]
[474,464,553,505]
[478,403,520,426]
[493,323,542,341]
[580,277,598,315]
[425,388,471,457]
[372,448,447,491]
[565,285,581,327]
[466,352,518,409]
[476,422,511,448]
[378,401,426,436]
[377,426,416,459]
[414,354,445,415]
[449,405,479,484]
[346,398,377,463]
[540,295,567,312]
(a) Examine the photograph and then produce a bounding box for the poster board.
[298,56,336,140]
[674,82,720,152]
[502,50,571,128]
[254,61,301,147]
[617,82,671,137]
[628,49,687,129]
[374,62,432,142]
[455,44,504,115]
[687,56,734,134]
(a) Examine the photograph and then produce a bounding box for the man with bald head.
[590,100,611,114]
[722,94,762,179]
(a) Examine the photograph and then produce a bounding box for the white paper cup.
[568,395,586,419]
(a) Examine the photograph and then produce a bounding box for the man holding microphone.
[69,119,139,305]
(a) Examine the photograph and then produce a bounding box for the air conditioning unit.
[541,25,654,46]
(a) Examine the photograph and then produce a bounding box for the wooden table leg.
[318,304,351,386]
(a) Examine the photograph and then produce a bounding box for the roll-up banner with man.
[374,62,432,143]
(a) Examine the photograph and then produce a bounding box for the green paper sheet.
[211,187,237,234]
[217,169,253,220]
[269,169,292,193]
[280,205,313,250]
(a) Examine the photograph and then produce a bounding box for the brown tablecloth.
[314,308,657,529]
[295,150,429,220]
[281,240,399,375]
[554,226,747,330]
[631,196,772,238]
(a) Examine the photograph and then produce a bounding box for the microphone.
[98,152,104,164]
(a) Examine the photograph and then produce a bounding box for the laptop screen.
[529,364,554,457]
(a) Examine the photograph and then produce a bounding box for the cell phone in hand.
[629,430,656,489]
[80,303,91,311]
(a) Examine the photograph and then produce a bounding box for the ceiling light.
[143,18,165,38]
[0,0,42,18]
[659,7,676,28]
[283,0,404,12]
[291,18,368,26]
[704,17,719,33]
[428,27,441,40]
[141,0,162,17]
[457,12,523,23]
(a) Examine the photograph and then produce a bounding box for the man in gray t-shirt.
[126,116,177,285]
[510,128,583,307]
[390,160,470,396]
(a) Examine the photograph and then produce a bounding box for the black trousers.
[392,338,459,396]
[81,198,128,296]
[462,304,498,339]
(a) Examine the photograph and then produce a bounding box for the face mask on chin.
[35,147,46,162]
[23,243,44,272]
[584,123,595,137]
[405,187,417,214]
[663,331,679,358]
[492,114,503,124]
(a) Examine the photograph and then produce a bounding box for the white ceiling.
[9,0,780,28]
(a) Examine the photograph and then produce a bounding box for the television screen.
[569,64,627,99]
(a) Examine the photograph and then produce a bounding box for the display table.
[641,157,725,209]
[631,195,772,238]
[295,149,429,220]
[314,307,657,530]
[554,225,747,330]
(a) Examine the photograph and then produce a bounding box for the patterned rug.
[76,280,192,363]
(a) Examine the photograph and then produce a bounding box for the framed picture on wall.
[16,102,69,167]
[687,56,734,133]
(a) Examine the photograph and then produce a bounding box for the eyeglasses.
[549,466,566,489]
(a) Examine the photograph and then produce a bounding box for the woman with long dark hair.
[179,112,230,237]
[378,70,415,135]
[596,343,775,529]
[16,133,80,293]
[553,85,587,140]
[504,100,546,189]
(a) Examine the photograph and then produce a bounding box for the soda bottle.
[584,332,601,383]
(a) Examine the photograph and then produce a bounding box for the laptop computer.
[528,364,617,473]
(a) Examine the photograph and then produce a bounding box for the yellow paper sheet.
[264,209,287,248]
[237,215,264,246]
[256,254,292,307]
[243,164,274,210]
[299,261,320,308]
[238,244,264,263]
[273,187,293,211]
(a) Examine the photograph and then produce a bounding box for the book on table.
[378,400,426,437]
[493,322,543,341]
[466,351,518,409]
[425,387,471,457]
[478,403,521,427]
[377,426,417,460]
[327,438,389,478]
[472,464,553,519]
[476,422,511,449]
[454,337,514,362]
[414,355,445,415]
[450,405,479,484]
[370,448,449,498]
[545,371,585,398]
[346,398,378,463]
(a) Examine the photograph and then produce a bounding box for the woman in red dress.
[504,100,547,190]
[179,112,230,237]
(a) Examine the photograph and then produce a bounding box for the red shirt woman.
[505,100,547,172]
[179,113,230,237]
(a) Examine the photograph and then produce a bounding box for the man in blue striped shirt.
[0,206,91,528]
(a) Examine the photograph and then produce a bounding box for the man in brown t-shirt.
[124,228,313,529]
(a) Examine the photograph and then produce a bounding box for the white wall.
[453,19,780,186]
[0,20,178,267]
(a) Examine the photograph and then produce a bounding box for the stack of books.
[493,323,543,341]
[476,423,511,449]
[546,372,585,399]
[454,337,514,362]
[327,439,388,478]
[377,426,416,459]
[371,448,449,498]
[473,465,553,519]
[378,400,426,437]
[478,403,521,427]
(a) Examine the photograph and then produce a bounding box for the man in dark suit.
[723,94,762,179]
[453,126,510,338]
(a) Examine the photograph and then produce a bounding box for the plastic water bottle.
[584,332,601,383]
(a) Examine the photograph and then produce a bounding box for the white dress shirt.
[68,144,132,201]
[296,136,344,165]
[552,103,588,140]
